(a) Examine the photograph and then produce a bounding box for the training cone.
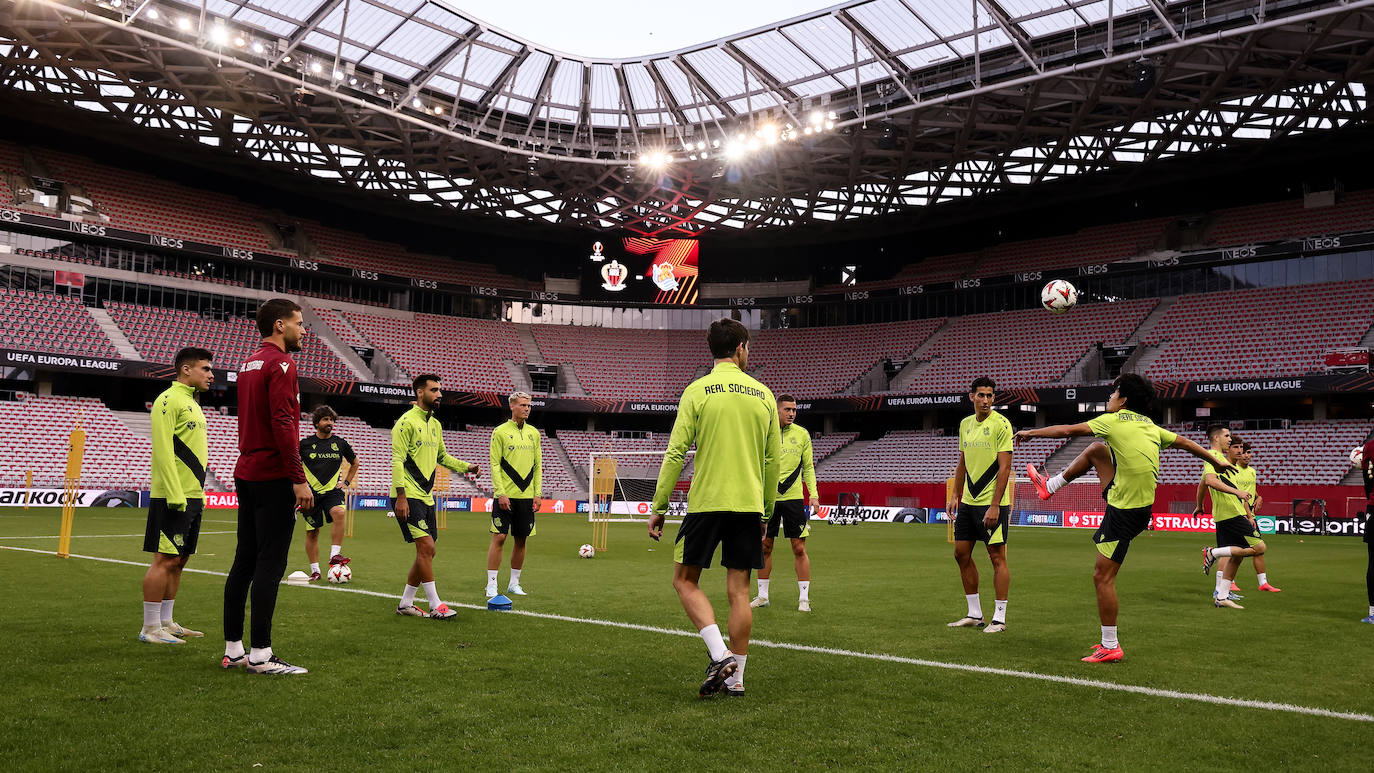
[487,594,513,611]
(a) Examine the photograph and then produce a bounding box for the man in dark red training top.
[222,298,315,675]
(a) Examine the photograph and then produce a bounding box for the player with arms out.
[649,318,781,698]
[751,394,819,612]
[1233,440,1279,593]
[1196,432,1262,608]
[946,377,1013,634]
[391,375,480,620]
[299,405,359,581]
[139,347,214,644]
[486,391,541,599]
[1017,373,1235,663]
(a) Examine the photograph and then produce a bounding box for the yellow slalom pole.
[945,477,955,545]
[344,485,355,539]
[58,423,86,558]
[24,470,32,510]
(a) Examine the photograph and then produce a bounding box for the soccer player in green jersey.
[486,391,541,598]
[751,394,818,612]
[299,405,359,581]
[1017,373,1235,662]
[649,318,781,697]
[391,375,480,620]
[140,347,214,644]
[947,377,1013,633]
[1198,432,1264,607]
[1193,426,1248,601]
[1236,441,1280,592]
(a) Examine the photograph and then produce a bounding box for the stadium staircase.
[503,361,534,393]
[545,435,585,497]
[556,365,587,397]
[321,309,409,383]
[88,308,141,360]
[299,304,372,381]
[815,438,874,476]
[1118,296,1179,376]
[887,320,949,393]
[1340,427,1374,486]
[841,359,891,396]
[114,409,229,491]
[1358,318,1374,349]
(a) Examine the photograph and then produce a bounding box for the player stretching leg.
[1234,440,1279,592]
[752,394,819,612]
[1018,374,1235,663]
[1197,433,1261,609]
[946,377,1013,633]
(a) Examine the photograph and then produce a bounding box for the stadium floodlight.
[711,139,720,148]
[724,140,745,160]
[432,105,444,115]
[696,141,705,151]
[310,61,323,74]
[281,54,293,64]
[411,96,423,109]
[146,8,159,20]
[209,24,229,46]
[176,16,191,31]
[638,153,650,165]
[333,69,344,80]
[251,41,264,54]
[809,110,824,126]
[233,35,246,48]
[110,0,123,7]
[824,120,834,130]
[348,76,358,86]
[746,137,760,151]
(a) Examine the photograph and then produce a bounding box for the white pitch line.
[0,531,235,540]
[3,544,1370,724]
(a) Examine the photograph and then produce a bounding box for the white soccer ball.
[1352,446,1365,468]
[1041,279,1078,314]
[578,544,596,559]
[327,564,352,584]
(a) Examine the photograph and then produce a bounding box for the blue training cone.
[487,594,513,611]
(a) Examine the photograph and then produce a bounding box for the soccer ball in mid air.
[327,564,352,584]
[578,544,596,559]
[1041,279,1078,313]
[1351,446,1365,468]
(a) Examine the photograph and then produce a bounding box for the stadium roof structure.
[1,0,1372,236]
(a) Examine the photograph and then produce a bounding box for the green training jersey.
[653,361,781,519]
[300,434,356,495]
[959,411,1014,507]
[490,420,542,499]
[1202,449,1247,521]
[1086,409,1178,510]
[150,381,208,508]
[390,405,471,506]
[1234,465,1257,498]
[777,423,817,502]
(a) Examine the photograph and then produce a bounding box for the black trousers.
[223,478,297,649]
[1366,541,1373,607]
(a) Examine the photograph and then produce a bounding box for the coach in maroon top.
[221,298,315,676]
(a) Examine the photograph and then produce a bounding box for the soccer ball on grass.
[327,564,352,584]
[578,544,596,559]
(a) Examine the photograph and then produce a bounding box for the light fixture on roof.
[411,96,423,109]
[724,140,745,161]
[233,35,246,48]
[696,141,705,151]
[310,61,323,74]
[209,24,229,46]
[333,69,344,80]
[432,105,444,115]
[281,54,293,64]
[638,153,650,165]
[348,76,358,86]
[176,17,192,31]
[251,41,264,54]
[146,8,159,19]
[809,110,824,126]
[109,0,122,7]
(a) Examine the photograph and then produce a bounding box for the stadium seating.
[0,288,119,358]
[311,307,373,350]
[302,224,536,289]
[343,312,526,391]
[978,218,1170,275]
[818,430,1064,484]
[0,396,151,489]
[1207,189,1374,247]
[1159,422,1369,487]
[900,299,1157,392]
[1141,279,1374,380]
[751,319,946,398]
[104,301,354,379]
[528,326,708,400]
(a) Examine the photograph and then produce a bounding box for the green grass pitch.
[1,507,1370,770]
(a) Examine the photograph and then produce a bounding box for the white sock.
[1101,625,1119,649]
[487,570,498,586]
[249,646,272,664]
[797,580,809,601]
[422,581,441,608]
[993,599,1007,624]
[310,562,320,575]
[509,568,522,587]
[1257,572,1268,586]
[725,653,747,688]
[160,598,175,625]
[1214,574,1231,599]
[400,584,419,607]
[224,640,245,659]
[1047,473,1067,494]
[757,578,771,599]
[699,623,729,661]
[1369,605,1374,617]
[330,544,342,559]
[142,601,162,631]
[1211,546,1234,558]
[966,593,982,619]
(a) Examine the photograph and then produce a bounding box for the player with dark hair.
[139,347,213,644]
[1233,440,1279,593]
[392,374,479,620]
[946,376,1013,633]
[1199,434,1262,609]
[1017,373,1235,662]
[650,318,780,697]
[223,298,313,674]
[299,405,358,581]
[751,394,818,612]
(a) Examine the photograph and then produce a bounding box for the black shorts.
[491,498,536,538]
[143,498,204,557]
[394,498,437,543]
[1093,504,1153,564]
[953,502,1010,546]
[1216,516,1263,549]
[766,500,811,540]
[674,511,764,570]
[302,488,346,530]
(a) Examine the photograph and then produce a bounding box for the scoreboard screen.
[580,238,699,305]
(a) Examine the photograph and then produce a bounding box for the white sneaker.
[507,584,527,596]
[947,616,986,628]
[163,621,203,638]
[247,655,308,675]
[396,604,426,617]
[798,599,811,613]
[984,621,1007,633]
[485,584,498,599]
[1213,597,1245,609]
[749,596,770,608]
[138,627,184,644]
